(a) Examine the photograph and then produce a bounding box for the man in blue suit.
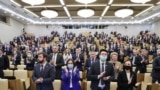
[72,48,84,71]
[32,52,55,90]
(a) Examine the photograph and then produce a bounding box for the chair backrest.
[3,70,14,76]
[14,70,28,79]
[87,81,91,90]
[144,73,152,84]
[17,65,26,70]
[79,71,83,79]
[147,64,152,68]
[0,79,9,90]
[141,82,147,90]
[110,82,117,90]
[147,68,152,73]
[53,80,61,90]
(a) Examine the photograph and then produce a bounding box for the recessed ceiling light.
[41,10,58,18]
[115,8,134,18]
[77,9,95,18]
[21,0,45,5]
[130,0,151,4]
[75,0,96,4]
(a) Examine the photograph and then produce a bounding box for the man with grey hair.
[153,49,160,59]
[85,51,98,73]
[135,49,148,73]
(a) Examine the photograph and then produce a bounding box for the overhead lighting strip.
[111,4,153,6]
[24,5,61,8]
[135,6,154,17]
[100,0,114,19]
[59,0,72,19]
[67,4,106,7]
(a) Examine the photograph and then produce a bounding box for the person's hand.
[103,76,110,81]
[35,78,42,83]
[144,60,148,63]
[73,66,77,73]
[63,66,68,72]
[116,66,120,70]
[74,59,78,63]
[50,60,54,65]
[39,77,43,83]
[135,82,141,86]
[98,72,105,79]
[155,81,159,84]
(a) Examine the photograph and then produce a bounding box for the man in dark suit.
[135,49,148,73]
[72,48,84,71]
[12,47,21,65]
[151,49,160,83]
[88,49,114,90]
[32,52,55,90]
[48,45,64,79]
[85,51,98,80]
[0,49,9,70]
[85,51,98,73]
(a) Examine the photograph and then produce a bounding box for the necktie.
[40,65,44,77]
[102,63,104,72]
[101,63,105,85]
[91,58,94,64]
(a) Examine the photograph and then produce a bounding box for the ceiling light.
[115,8,134,18]
[41,10,58,18]
[75,0,96,4]
[21,0,45,5]
[130,0,151,4]
[77,9,94,18]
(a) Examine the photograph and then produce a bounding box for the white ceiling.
[0,0,160,25]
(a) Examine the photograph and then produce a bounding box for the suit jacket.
[88,61,114,90]
[135,55,148,73]
[85,58,98,72]
[72,54,84,71]
[12,51,21,65]
[117,71,137,90]
[32,63,55,90]
[48,53,64,79]
[0,55,5,78]
[151,56,160,80]
[61,69,81,90]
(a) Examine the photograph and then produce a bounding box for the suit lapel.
[124,71,129,82]
[97,61,100,74]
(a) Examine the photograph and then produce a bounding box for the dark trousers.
[152,78,160,83]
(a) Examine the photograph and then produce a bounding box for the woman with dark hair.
[61,59,81,90]
[117,60,140,90]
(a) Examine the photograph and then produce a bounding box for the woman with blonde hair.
[63,48,72,64]
[109,52,122,81]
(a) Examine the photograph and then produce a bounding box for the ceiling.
[0,0,160,25]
